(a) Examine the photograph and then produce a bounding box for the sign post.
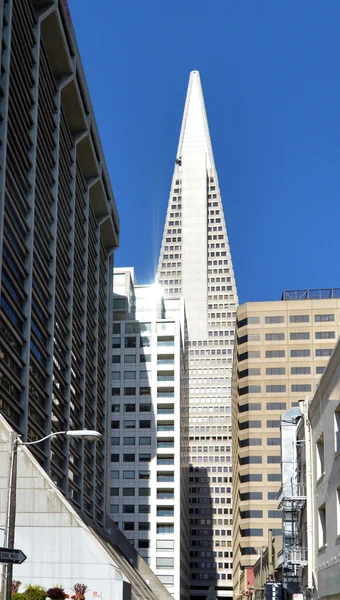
[0,548,27,565]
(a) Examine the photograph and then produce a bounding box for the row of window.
[238,348,333,360]
[239,384,312,395]
[240,491,278,501]
[238,314,336,327]
[239,366,325,377]
[239,473,281,482]
[240,510,281,518]
[239,331,336,344]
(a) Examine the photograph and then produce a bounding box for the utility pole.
[4,435,18,600]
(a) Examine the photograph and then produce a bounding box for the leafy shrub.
[24,585,47,600]
[11,594,24,600]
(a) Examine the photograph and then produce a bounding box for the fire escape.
[276,480,307,596]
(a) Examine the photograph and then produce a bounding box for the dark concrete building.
[0,0,119,526]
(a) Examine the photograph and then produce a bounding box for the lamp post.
[4,429,101,600]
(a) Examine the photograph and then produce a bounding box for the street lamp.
[4,429,101,600]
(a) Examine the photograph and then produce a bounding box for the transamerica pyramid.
[157,71,238,599]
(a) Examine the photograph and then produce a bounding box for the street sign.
[0,548,27,564]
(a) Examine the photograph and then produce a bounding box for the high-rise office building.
[157,71,238,599]
[0,0,119,525]
[110,268,189,600]
[231,289,340,595]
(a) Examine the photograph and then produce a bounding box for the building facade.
[0,0,119,526]
[297,341,340,600]
[157,71,238,599]
[232,290,340,595]
[110,268,189,600]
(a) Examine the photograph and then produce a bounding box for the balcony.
[278,546,308,567]
[277,483,306,509]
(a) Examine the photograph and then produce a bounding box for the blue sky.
[69,0,340,304]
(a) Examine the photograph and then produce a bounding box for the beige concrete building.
[232,289,340,596]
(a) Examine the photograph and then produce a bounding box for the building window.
[265,316,284,324]
[139,437,151,445]
[123,488,135,496]
[316,366,326,375]
[316,434,325,479]
[125,337,137,348]
[239,421,262,430]
[123,454,135,463]
[139,522,150,531]
[124,387,136,395]
[290,332,310,340]
[265,333,285,341]
[124,420,135,429]
[156,540,174,551]
[240,510,263,518]
[267,455,281,463]
[315,331,335,339]
[267,438,280,446]
[291,349,310,358]
[265,350,285,359]
[239,456,262,465]
[123,505,135,513]
[123,437,135,445]
[157,523,174,534]
[266,402,286,410]
[335,407,340,453]
[124,404,135,412]
[266,385,286,393]
[291,384,311,393]
[291,367,311,375]
[268,510,282,518]
[315,314,335,322]
[123,522,134,531]
[240,492,263,501]
[290,315,309,323]
[266,368,286,376]
[267,420,281,428]
[318,504,326,548]
[158,575,174,586]
[240,529,263,537]
[315,349,332,357]
[238,385,261,395]
[239,474,262,483]
[124,355,136,364]
[267,473,281,482]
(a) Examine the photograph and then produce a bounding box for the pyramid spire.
[157,71,238,598]
[176,71,215,170]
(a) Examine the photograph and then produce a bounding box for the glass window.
[266,368,285,375]
[112,324,121,334]
[290,332,310,340]
[139,471,150,479]
[315,314,335,322]
[139,487,150,497]
[157,540,174,551]
[123,454,135,462]
[139,504,150,513]
[112,404,120,412]
[265,316,284,324]
[123,522,134,531]
[139,453,151,461]
[123,488,135,496]
[112,387,120,396]
[140,403,151,412]
[291,349,310,357]
[124,355,136,363]
[157,523,174,534]
[140,354,151,363]
[111,437,120,445]
[112,372,120,380]
[265,350,285,358]
[124,404,135,412]
[139,437,151,445]
[266,385,286,393]
[111,470,119,479]
[124,420,135,429]
[112,337,121,348]
[124,371,136,380]
[291,384,311,392]
[110,504,119,513]
[112,355,120,363]
[156,557,174,569]
[315,331,335,339]
[290,315,309,323]
[139,522,150,531]
[124,387,136,395]
[140,420,151,428]
[140,386,151,396]
[123,470,135,479]
[123,437,135,445]
[265,333,285,341]
[316,348,332,357]
[125,337,137,348]
[291,367,311,375]
[123,505,135,513]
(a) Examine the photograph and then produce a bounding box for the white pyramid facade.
[157,71,238,599]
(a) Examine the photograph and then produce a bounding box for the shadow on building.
[189,465,218,600]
